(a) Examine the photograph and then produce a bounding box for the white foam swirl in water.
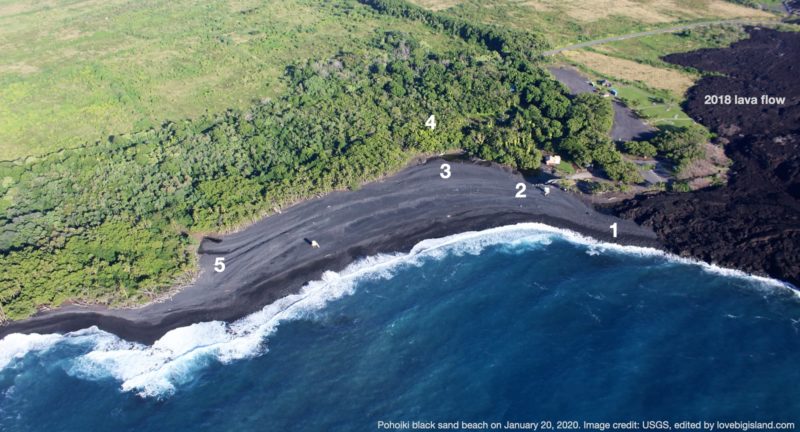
[0,223,795,398]
[0,333,63,369]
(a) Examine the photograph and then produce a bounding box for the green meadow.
[410,0,775,47]
[0,0,734,319]
[0,0,459,159]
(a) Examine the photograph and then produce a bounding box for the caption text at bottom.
[376,420,796,431]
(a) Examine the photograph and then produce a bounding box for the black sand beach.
[0,159,659,343]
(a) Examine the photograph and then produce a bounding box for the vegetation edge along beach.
[0,158,662,343]
[1,0,796,326]
[1,0,659,322]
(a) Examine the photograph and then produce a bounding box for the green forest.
[0,0,701,320]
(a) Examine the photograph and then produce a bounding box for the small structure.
[545,155,561,166]
[610,88,619,97]
[543,186,551,196]
[310,240,320,249]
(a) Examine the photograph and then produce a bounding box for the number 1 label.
[610,223,618,238]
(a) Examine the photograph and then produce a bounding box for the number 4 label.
[214,257,226,273]
[425,115,436,130]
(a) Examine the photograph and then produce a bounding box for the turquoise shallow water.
[1,225,799,431]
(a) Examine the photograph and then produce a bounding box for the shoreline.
[614,27,800,288]
[0,158,660,344]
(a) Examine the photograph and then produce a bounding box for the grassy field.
[616,85,694,127]
[406,1,780,130]
[0,0,745,318]
[562,49,696,96]
[556,24,759,125]
[407,0,775,46]
[0,0,460,160]
[562,61,694,127]
[4,0,633,318]
[590,24,749,65]
[1,0,778,160]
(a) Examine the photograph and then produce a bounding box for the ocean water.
[1,224,799,431]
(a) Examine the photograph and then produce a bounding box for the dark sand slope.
[615,28,800,287]
[1,160,658,344]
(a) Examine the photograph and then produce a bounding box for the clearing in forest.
[562,50,696,96]
[408,0,775,46]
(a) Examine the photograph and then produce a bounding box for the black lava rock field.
[614,27,800,287]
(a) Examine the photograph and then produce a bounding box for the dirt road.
[542,19,777,56]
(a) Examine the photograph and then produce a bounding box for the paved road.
[542,19,777,56]
[548,66,655,142]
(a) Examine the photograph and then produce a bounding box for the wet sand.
[0,159,660,344]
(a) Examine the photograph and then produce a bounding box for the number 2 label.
[515,183,526,198]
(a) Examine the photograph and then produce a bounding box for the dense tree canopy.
[359,0,550,59]
[651,125,708,169]
[0,22,642,319]
[623,140,658,158]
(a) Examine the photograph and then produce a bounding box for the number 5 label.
[214,257,226,273]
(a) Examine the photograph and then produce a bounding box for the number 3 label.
[440,163,451,179]
[214,257,226,273]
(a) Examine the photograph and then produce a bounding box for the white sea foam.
[0,332,63,370]
[0,222,795,398]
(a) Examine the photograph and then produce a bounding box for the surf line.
[0,222,795,399]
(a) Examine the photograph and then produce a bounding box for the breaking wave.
[0,223,795,398]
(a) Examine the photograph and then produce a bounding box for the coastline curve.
[3,159,661,343]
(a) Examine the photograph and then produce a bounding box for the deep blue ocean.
[1,224,799,432]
